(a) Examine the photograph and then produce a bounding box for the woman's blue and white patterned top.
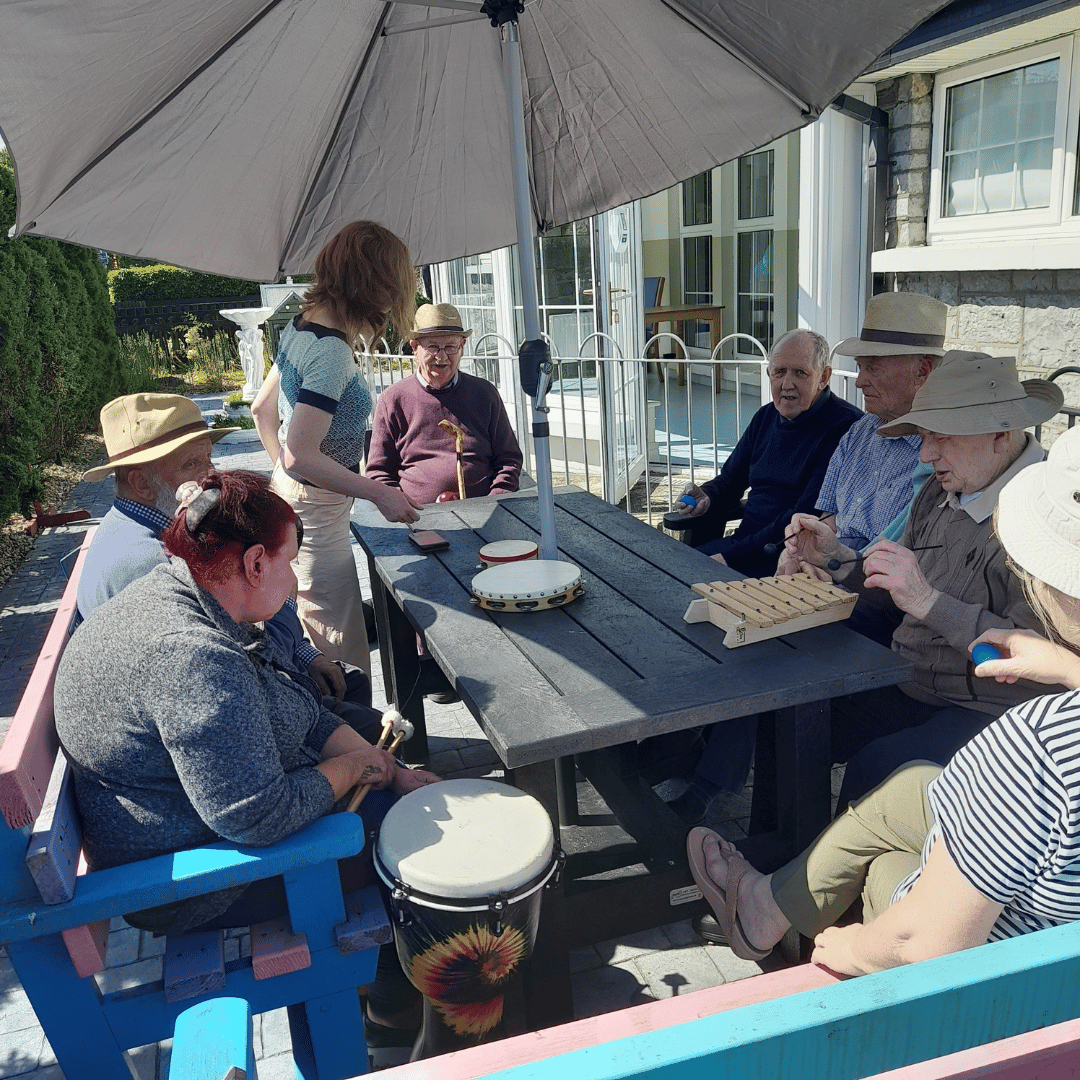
[892,689,1080,940]
[274,316,372,473]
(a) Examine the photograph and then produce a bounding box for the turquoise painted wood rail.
[472,921,1080,1080]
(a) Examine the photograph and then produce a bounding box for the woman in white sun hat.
[686,424,1080,973]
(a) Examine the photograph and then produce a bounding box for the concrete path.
[0,397,769,1079]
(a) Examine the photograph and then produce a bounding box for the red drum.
[376,779,560,1058]
[477,539,539,568]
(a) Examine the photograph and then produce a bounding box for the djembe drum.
[375,779,559,1059]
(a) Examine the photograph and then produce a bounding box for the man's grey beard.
[149,473,181,517]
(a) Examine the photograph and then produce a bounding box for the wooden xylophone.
[683,571,856,648]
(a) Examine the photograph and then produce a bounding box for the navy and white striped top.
[893,690,1080,940]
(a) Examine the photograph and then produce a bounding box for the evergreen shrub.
[0,158,123,517]
[109,264,260,303]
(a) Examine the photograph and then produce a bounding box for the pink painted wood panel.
[0,529,94,829]
[376,965,841,1080]
[61,917,110,979]
[60,852,108,976]
[251,919,310,980]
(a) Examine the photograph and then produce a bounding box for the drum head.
[471,560,580,601]
[376,779,554,899]
[479,539,538,564]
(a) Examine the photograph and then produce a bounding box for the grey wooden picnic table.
[350,487,910,1027]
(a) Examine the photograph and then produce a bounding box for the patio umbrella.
[0,0,949,556]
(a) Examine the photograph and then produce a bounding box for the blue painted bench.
[0,528,391,1079]
[169,997,256,1080]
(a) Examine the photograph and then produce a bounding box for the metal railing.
[356,333,780,529]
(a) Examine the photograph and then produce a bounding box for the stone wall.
[885,269,1080,439]
[881,269,1080,376]
[876,73,933,249]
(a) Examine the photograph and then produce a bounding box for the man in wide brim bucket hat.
[83,393,236,482]
[781,350,1065,819]
[878,350,1063,438]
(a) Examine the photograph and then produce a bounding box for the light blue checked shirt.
[815,413,923,550]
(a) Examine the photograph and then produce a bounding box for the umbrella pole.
[495,10,559,561]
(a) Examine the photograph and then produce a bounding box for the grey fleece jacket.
[54,559,343,932]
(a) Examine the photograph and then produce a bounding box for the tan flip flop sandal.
[686,826,772,961]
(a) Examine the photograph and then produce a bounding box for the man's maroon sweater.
[365,373,523,504]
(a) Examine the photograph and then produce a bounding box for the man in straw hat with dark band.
[366,302,522,505]
[781,292,948,567]
[79,394,235,618]
[787,351,1065,810]
[78,393,370,713]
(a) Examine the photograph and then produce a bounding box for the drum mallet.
[438,419,467,500]
[345,711,415,814]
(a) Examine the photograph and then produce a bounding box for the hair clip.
[176,480,220,532]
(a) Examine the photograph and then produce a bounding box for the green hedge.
[0,157,123,518]
[109,264,261,303]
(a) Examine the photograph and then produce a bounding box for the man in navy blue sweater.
[675,329,861,577]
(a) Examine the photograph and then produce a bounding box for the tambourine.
[470,560,584,612]
[478,539,539,568]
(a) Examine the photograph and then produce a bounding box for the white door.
[594,203,646,505]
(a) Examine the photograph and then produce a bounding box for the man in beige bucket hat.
[786,350,1064,811]
[76,393,365,710]
[78,394,234,617]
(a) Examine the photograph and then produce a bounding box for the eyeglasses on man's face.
[416,340,464,358]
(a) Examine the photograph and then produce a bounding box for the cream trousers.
[270,462,370,675]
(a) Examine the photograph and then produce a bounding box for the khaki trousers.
[270,462,371,675]
[771,761,940,936]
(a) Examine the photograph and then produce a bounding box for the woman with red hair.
[55,468,437,948]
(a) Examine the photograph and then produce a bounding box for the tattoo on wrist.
[359,764,381,782]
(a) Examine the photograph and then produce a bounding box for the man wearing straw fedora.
[780,292,948,565]
[77,394,368,712]
[366,303,522,505]
[787,351,1065,809]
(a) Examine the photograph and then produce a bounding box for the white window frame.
[734,149,777,356]
[927,36,1080,244]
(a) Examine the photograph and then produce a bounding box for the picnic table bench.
[0,528,391,1080]
[352,487,912,1027]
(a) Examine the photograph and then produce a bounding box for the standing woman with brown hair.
[253,221,422,675]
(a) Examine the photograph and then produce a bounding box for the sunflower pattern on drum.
[410,922,529,1035]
